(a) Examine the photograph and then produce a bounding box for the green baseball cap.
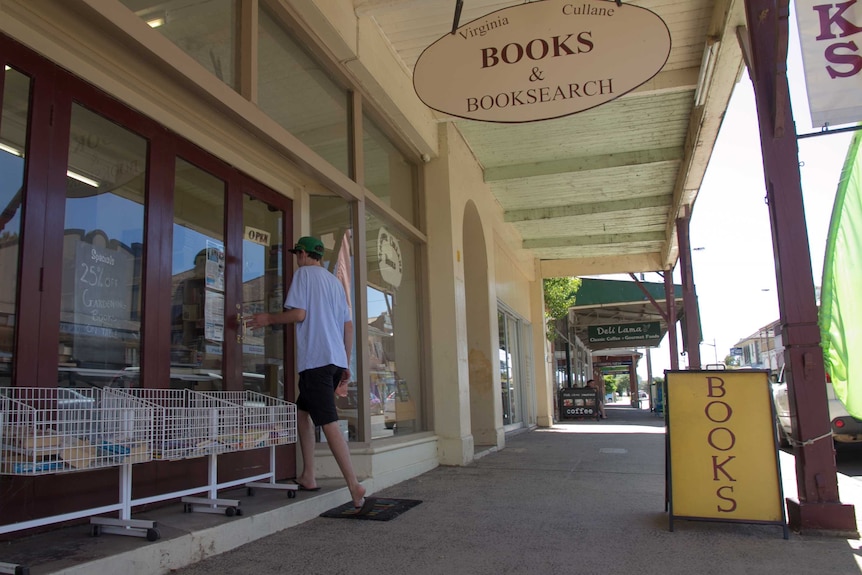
[289,236,325,256]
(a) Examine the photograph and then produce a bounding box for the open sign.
[245,226,271,246]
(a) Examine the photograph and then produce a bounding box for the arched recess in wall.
[462,200,497,450]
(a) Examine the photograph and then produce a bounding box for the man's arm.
[247,307,305,328]
[343,320,354,366]
[339,320,354,383]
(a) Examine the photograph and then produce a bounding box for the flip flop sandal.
[351,497,376,516]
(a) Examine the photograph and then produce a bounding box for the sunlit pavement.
[171,405,862,575]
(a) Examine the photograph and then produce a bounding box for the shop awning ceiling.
[357,0,746,277]
[570,278,684,350]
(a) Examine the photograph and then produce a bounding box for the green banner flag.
[820,130,862,419]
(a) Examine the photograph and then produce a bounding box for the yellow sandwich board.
[665,370,788,537]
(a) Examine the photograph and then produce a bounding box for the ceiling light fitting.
[0,142,22,156]
[67,170,99,188]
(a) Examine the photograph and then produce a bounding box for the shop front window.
[363,114,417,226]
[0,68,30,388]
[499,309,523,426]
[121,0,237,90]
[258,6,350,176]
[170,158,226,389]
[366,210,422,438]
[58,104,147,388]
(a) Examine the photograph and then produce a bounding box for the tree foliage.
[543,277,581,340]
[602,375,616,394]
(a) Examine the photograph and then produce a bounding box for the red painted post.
[664,269,679,370]
[676,207,701,369]
[744,0,856,532]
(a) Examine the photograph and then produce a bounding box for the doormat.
[320,498,422,521]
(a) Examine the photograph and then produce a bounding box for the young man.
[247,236,372,514]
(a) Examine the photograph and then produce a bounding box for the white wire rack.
[0,387,161,547]
[0,385,299,564]
[186,389,246,455]
[198,391,297,448]
[101,388,245,515]
[0,387,153,475]
[104,388,294,515]
[106,388,243,460]
[99,389,156,464]
[197,391,299,498]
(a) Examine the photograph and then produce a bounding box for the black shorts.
[295,364,343,426]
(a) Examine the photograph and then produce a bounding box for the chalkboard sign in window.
[58,104,147,381]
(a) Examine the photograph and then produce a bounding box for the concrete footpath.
[4,403,862,575]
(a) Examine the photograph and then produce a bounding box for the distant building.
[732,319,783,373]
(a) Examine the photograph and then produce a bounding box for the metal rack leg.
[89,464,159,541]
[0,561,30,575]
[180,454,242,516]
[245,446,299,498]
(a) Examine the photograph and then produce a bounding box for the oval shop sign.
[413,0,671,123]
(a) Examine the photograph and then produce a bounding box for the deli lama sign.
[413,0,671,123]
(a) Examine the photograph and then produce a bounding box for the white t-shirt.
[284,265,351,372]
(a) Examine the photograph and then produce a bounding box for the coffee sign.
[413,0,671,123]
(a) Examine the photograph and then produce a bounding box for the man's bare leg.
[296,410,318,488]
[321,420,366,506]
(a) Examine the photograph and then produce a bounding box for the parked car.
[771,365,862,447]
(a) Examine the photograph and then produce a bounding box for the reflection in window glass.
[120,0,237,90]
[308,196,356,438]
[258,7,349,176]
[0,68,30,388]
[170,159,225,388]
[366,209,423,439]
[498,310,522,426]
[241,193,284,398]
[59,104,147,387]
[363,114,417,225]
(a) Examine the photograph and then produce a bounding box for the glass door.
[240,192,287,398]
[169,158,226,389]
[0,67,30,388]
[57,103,149,387]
